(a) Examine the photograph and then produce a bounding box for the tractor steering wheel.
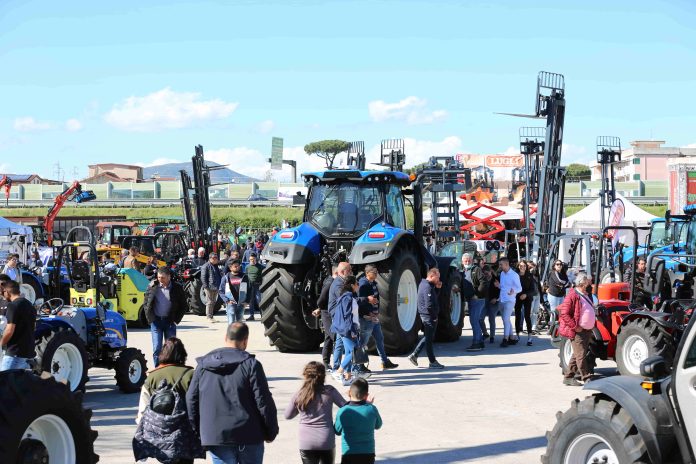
[40,298,65,316]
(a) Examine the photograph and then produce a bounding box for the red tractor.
[557,226,692,377]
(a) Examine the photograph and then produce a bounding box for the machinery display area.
[7,1,696,462]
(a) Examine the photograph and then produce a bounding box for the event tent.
[0,216,33,237]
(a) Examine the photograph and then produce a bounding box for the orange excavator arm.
[0,175,12,205]
[44,181,97,246]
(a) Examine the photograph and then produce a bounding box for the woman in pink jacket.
[558,273,596,386]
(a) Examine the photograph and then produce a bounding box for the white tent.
[561,193,658,244]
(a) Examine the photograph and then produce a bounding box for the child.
[334,378,382,464]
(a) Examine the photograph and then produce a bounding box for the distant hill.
[143,161,258,183]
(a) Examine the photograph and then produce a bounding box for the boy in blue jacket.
[334,378,382,464]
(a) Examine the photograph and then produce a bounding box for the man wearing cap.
[200,253,222,322]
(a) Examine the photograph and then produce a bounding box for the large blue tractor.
[260,140,462,354]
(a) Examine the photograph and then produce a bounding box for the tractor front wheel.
[35,327,89,393]
[376,252,421,355]
[616,317,675,376]
[114,347,147,393]
[260,264,323,352]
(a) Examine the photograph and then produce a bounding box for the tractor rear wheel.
[600,269,622,284]
[185,278,223,316]
[114,347,147,393]
[616,317,676,376]
[0,370,99,464]
[35,327,89,393]
[260,264,323,352]
[20,273,42,304]
[435,268,464,342]
[376,252,421,355]
[542,397,649,464]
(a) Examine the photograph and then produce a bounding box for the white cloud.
[104,88,238,132]
[684,143,696,148]
[255,120,275,134]
[14,117,52,132]
[65,118,82,132]
[503,146,520,155]
[562,144,591,164]
[362,136,464,168]
[368,96,447,125]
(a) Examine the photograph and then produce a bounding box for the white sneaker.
[332,371,343,383]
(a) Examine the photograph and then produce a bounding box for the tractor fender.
[584,376,675,463]
[619,311,676,332]
[350,227,426,267]
[262,223,320,265]
[34,319,74,339]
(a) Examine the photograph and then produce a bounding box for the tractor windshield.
[307,183,383,236]
[649,222,669,249]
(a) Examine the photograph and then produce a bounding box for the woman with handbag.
[134,338,204,464]
[330,276,361,386]
[285,361,348,464]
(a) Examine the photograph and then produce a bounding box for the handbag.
[352,334,369,365]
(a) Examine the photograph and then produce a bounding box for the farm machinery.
[260,140,461,354]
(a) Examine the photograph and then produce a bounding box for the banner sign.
[271,137,283,170]
[607,199,626,249]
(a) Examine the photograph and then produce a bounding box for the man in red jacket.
[558,272,596,386]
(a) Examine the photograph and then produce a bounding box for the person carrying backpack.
[133,337,204,464]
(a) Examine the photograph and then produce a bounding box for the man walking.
[0,280,36,371]
[245,253,264,321]
[187,322,278,464]
[200,252,222,323]
[312,265,337,372]
[408,268,444,369]
[498,258,522,347]
[144,267,187,366]
[358,265,398,371]
[329,262,352,377]
[462,253,489,351]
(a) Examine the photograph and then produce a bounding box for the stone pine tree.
[304,140,350,169]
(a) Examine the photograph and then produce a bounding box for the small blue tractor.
[32,231,147,393]
[260,140,461,354]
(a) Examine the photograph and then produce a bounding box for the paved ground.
[86,314,617,464]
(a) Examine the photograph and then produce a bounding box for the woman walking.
[134,337,203,464]
[546,260,571,314]
[285,361,348,464]
[514,260,535,345]
[330,276,361,386]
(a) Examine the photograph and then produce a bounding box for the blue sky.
[1,0,695,181]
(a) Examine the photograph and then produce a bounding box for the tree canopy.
[304,140,350,169]
[566,163,591,179]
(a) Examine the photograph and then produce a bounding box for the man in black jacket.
[144,267,187,366]
[408,268,444,369]
[187,322,278,464]
[462,253,489,351]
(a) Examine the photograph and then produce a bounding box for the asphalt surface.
[85,313,618,464]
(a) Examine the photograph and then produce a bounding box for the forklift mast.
[519,126,546,257]
[377,139,406,172]
[346,141,366,170]
[179,145,222,253]
[529,72,567,282]
[596,136,621,231]
[415,156,471,247]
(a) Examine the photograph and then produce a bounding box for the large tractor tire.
[435,268,464,342]
[616,317,676,376]
[600,268,622,284]
[186,278,223,316]
[20,274,42,304]
[35,327,89,393]
[542,397,649,464]
[260,264,323,352]
[114,347,147,393]
[0,370,99,464]
[558,337,596,376]
[376,252,421,355]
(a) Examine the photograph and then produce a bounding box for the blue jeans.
[0,354,31,371]
[248,285,261,317]
[332,333,345,370]
[208,443,264,464]
[531,295,541,329]
[548,294,565,313]
[485,301,500,338]
[359,319,388,363]
[151,319,176,367]
[468,299,486,344]
[340,336,357,372]
[226,303,244,325]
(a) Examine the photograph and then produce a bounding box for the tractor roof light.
[368,232,386,239]
[279,232,295,239]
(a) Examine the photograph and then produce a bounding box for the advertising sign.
[271,137,283,170]
[607,199,626,249]
[485,155,524,168]
[687,171,696,206]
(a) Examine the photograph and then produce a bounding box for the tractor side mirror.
[640,355,667,379]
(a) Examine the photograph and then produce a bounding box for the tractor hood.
[262,222,321,265]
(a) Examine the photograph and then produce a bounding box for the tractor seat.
[119,268,150,293]
[72,260,91,292]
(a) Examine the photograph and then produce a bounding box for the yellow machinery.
[70,266,150,327]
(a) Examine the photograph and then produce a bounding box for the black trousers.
[412,320,437,363]
[321,310,334,366]
[515,296,532,335]
[341,453,375,464]
[300,449,335,464]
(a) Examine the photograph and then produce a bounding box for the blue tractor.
[260,140,462,354]
[31,232,147,393]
